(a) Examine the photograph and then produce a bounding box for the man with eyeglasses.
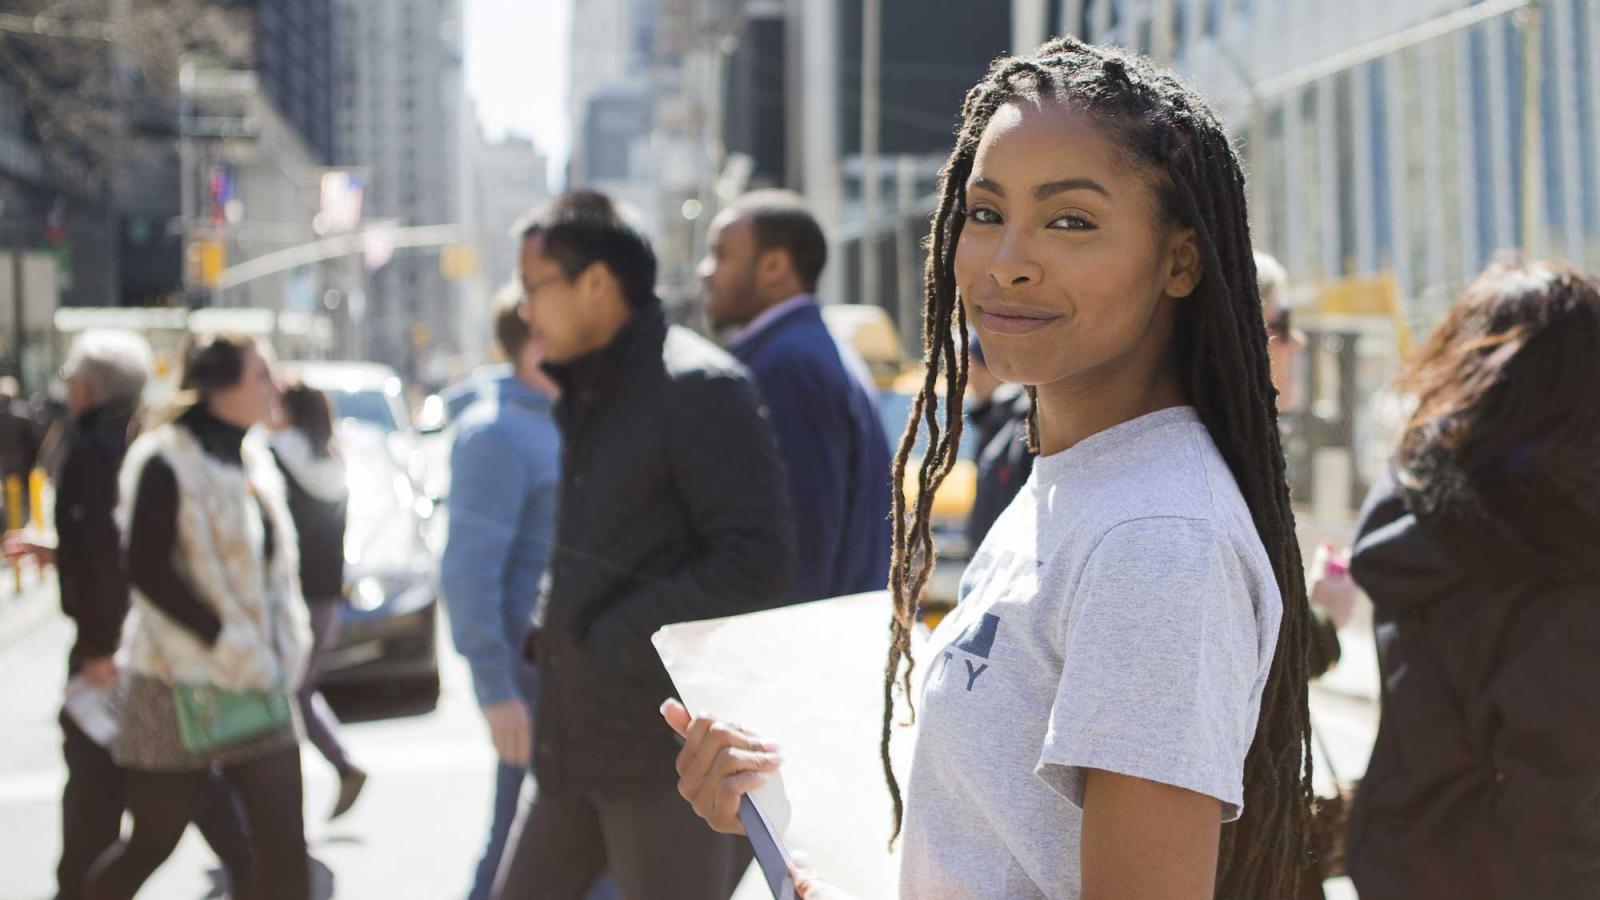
[493,191,794,899]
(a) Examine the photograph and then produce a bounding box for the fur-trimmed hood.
[269,427,348,503]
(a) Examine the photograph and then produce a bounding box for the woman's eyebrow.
[1032,177,1111,200]
[966,175,1112,200]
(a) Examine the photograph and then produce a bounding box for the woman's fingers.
[685,721,781,789]
[661,701,784,834]
[661,698,692,738]
[695,769,770,834]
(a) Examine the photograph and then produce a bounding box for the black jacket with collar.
[1347,457,1600,899]
[527,303,796,794]
[53,402,137,674]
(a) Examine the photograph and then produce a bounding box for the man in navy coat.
[698,190,892,604]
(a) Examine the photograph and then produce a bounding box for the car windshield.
[327,388,400,433]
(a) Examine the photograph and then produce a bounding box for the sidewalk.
[0,567,59,648]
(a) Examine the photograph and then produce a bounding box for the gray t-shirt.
[900,406,1282,899]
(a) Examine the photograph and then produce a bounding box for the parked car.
[286,360,441,504]
[317,421,441,699]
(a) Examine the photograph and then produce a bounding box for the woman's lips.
[976,306,1061,336]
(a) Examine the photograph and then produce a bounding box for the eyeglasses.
[522,272,567,302]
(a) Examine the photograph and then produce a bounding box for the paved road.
[0,606,502,900]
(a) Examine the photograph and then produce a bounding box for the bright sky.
[464,0,571,183]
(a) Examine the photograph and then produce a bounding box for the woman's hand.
[3,531,54,566]
[1309,542,1358,629]
[660,698,784,835]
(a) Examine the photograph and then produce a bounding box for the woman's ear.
[1164,227,1202,299]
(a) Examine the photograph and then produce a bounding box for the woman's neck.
[1032,360,1186,456]
[181,403,249,465]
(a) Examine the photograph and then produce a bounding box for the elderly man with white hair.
[4,330,254,900]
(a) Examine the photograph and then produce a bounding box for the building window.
[1334,72,1358,275]
[1398,46,1430,298]
[1368,60,1394,270]
[1468,25,1497,265]
[1570,0,1598,236]
[1297,88,1326,281]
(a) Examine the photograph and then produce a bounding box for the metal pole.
[860,0,881,309]
[1519,0,1542,259]
[800,0,843,304]
[10,251,23,382]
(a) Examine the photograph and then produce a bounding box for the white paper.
[64,675,119,747]
[653,591,922,900]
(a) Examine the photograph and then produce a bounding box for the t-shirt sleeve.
[1035,516,1266,822]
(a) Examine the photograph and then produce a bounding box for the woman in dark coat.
[1347,262,1600,899]
[270,381,366,819]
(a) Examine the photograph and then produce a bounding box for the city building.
[458,118,549,364]
[334,0,467,377]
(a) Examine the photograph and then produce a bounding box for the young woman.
[1345,263,1600,900]
[87,335,310,900]
[271,381,367,820]
[664,37,1314,899]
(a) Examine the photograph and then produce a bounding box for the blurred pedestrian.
[1255,251,1351,677]
[85,334,310,900]
[2,331,255,900]
[0,374,41,521]
[1345,262,1600,899]
[665,38,1316,899]
[493,190,794,899]
[269,380,367,819]
[699,189,891,603]
[964,335,1032,547]
[440,290,561,900]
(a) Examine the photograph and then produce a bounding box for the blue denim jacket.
[439,376,560,708]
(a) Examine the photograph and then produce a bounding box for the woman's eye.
[964,207,1001,225]
[1049,214,1097,231]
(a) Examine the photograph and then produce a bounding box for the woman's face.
[954,99,1199,392]
[209,345,277,429]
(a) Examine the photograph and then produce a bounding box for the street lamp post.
[859,0,881,311]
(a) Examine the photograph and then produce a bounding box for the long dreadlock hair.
[883,36,1314,898]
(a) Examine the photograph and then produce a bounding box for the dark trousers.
[298,598,352,774]
[56,712,255,900]
[492,785,752,900]
[84,745,307,900]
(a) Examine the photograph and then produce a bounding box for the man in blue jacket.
[698,189,892,603]
[439,298,561,900]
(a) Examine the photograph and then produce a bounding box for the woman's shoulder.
[1068,418,1231,527]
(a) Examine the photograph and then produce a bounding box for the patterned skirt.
[111,672,299,772]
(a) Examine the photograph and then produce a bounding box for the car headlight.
[352,576,388,612]
[346,570,433,614]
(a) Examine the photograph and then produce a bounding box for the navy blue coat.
[732,301,892,604]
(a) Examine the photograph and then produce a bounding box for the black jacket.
[966,385,1033,548]
[1347,462,1600,899]
[528,304,796,794]
[55,403,137,674]
[273,443,348,603]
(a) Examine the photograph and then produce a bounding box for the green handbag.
[173,683,293,754]
[170,472,293,755]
